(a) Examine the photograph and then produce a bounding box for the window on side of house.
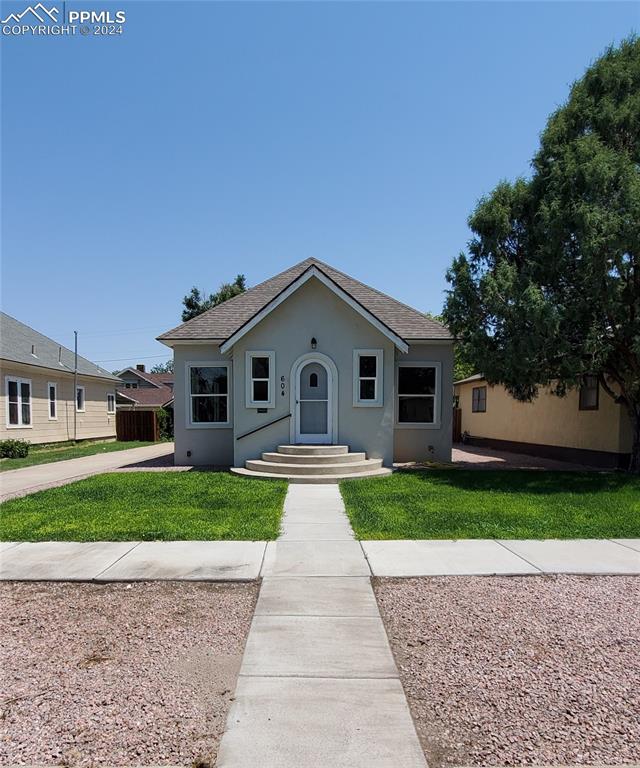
[472,386,487,413]
[76,385,85,413]
[5,376,32,427]
[188,363,230,426]
[245,352,275,408]
[107,393,116,414]
[579,375,599,411]
[396,364,439,426]
[353,349,383,406]
[48,382,57,420]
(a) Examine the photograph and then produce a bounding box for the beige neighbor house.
[158,258,454,480]
[454,374,632,469]
[0,313,119,445]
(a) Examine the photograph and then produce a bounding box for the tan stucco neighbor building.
[0,313,119,445]
[158,259,454,479]
[454,374,632,469]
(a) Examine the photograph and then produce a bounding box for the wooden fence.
[116,411,159,442]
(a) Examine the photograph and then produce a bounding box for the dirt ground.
[0,581,257,766]
[375,575,640,767]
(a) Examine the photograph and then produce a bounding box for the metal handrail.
[235,413,292,441]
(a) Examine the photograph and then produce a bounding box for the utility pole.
[74,330,78,442]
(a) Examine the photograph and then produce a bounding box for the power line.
[94,354,171,363]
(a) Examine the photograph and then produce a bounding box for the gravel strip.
[374,575,640,767]
[0,581,258,766]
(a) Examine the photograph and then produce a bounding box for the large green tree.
[181,274,247,321]
[444,38,640,471]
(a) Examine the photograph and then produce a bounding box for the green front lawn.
[0,472,287,541]
[341,470,640,539]
[0,440,156,472]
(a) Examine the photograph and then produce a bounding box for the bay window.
[6,376,31,427]
[353,349,383,406]
[396,363,440,427]
[246,352,275,408]
[188,363,231,427]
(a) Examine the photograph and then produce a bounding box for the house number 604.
[281,376,286,396]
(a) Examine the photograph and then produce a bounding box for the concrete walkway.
[0,442,175,501]
[0,536,638,581]
[216,483,427,768]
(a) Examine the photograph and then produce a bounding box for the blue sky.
[1,1,637,370]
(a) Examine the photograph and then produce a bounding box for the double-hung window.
[472,386,487,413]
[76,386,85,413]
[6,376,32,427]
[107,393,116,414]
[353,349,383,406]
[188,363,231,426]
[246,352,275,408]
[579,375,599,411]
[396,363,440,427]
[48,382,58,420]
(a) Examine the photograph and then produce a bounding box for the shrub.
[157,407,174,440]
[0,439,30,458]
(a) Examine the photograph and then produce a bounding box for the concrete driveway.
[0,442,175,501]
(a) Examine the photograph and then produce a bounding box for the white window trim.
[245,351,275,409]
[107,392,116,414]
[48,381,58,421]
[395,361,442,429]
[185,361,232,429]
[76,385,86,413]
[5,376,32,429]
[353,349,383,407]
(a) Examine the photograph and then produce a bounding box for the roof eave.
[219,265,409,354]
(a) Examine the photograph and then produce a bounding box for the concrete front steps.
[231,445,392,483]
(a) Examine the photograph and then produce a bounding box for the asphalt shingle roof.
[0,313,119,382]
[158,258,452,343]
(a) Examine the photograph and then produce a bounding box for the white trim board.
[220,266,409,354]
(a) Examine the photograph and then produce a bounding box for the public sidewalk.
[0,536,638,581]
[0,442,175,501]
[215,483,427,768]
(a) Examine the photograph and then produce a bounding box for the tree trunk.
[627,405,640,474]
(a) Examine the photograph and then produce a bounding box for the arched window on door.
[309,372,318,388]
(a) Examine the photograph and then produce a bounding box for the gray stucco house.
[158,259,453,480]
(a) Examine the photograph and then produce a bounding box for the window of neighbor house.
[188,364,230,425]
[579,375,599,411]
[472,386,487,413]
[76,386,85,413]
[245,352,275,408]
[397,364,439,425]
[107,393,116,414]
[6,377,32,427]
[48,382,57,420]
[353,349,383,406]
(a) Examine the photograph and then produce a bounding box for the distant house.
[157,258,454,478]
[0,313,119,445]
[454,374,632,469]
[116,365,174,412]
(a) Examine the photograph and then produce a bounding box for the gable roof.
[157,258,452,346]
[116,384,174,408]
[0,312,119,382]
[117,367,174,388]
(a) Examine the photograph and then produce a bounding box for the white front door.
[295,360,332,444]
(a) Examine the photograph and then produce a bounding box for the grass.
[0,440,155,472]
[340,470,640,539]
[0,472,287,541]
